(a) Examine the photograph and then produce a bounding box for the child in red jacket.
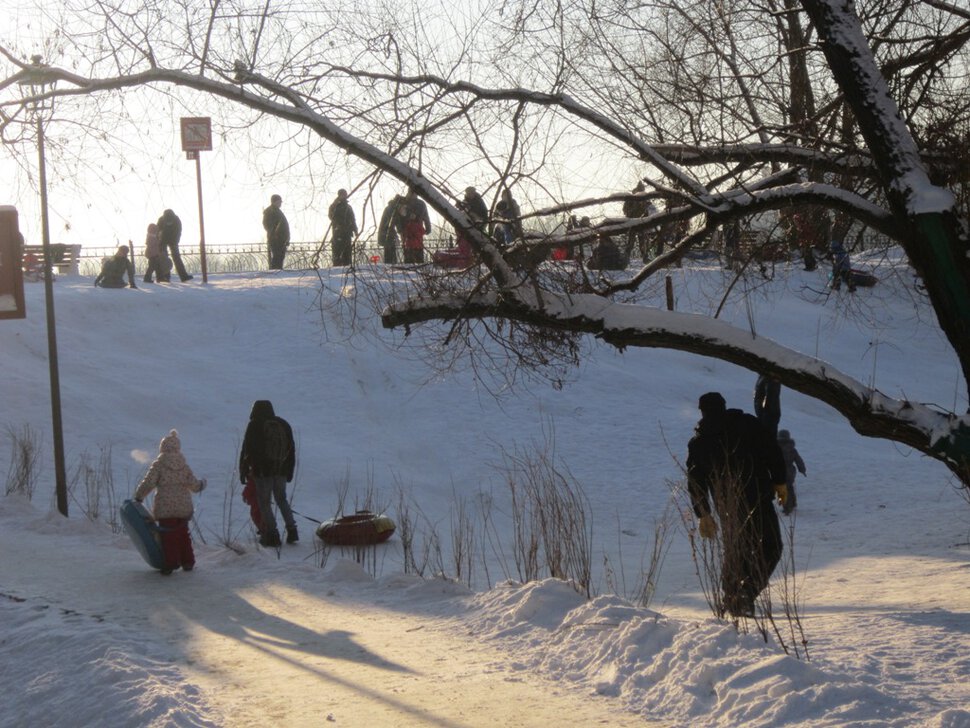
[402,210,426,264]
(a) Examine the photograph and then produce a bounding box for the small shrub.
[4,424,43,499]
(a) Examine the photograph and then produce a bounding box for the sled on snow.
[316,510,396,546]
[120,499,166,570]
[849,269,878,287]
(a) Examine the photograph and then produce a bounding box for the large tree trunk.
[799,0,970,384]
[799,0,970,476]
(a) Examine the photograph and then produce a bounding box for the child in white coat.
[134,430,205,575]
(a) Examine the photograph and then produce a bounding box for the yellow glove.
[698,514,717,539]
[774,484,788,507]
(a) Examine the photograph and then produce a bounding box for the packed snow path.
[0,505,656,727]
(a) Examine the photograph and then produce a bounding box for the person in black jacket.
[462,186,489,232]
[686,391,788,618]
[328,189,358,266]
[239,400,298,546]
[157,209,193,282]
[262,194,290,270]
[377,195,405,264]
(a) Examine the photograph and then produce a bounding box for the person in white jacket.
[134,430,205,575]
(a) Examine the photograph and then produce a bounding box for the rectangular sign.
[0,206,26,320]
[180,117,212,152]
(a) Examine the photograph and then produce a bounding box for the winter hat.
[250,400,275,420]
[159,429,181,453]
[698,392,726,416]
[778,429,791,440]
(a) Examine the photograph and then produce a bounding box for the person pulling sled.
[239,400,299,547]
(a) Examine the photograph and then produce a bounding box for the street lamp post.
[19,56,68,517]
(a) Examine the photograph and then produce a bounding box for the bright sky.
[1,2,637,253]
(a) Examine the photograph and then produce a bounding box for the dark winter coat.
[262,205,290,247]
[378,197,405,247]
[495,196,522,236]
[463,191,488,228]
[687,408,785,522]
[239,400,296,482]
[95,254,136,288]
[157,211,182,248]
[687,407,786,612]
[587,237,627,270]
[328,198,358,239]
[777,430,806,488]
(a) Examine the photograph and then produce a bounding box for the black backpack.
[262,417,290,469]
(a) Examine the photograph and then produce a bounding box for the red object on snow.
[316,511,396,546]
[241,475,262,530]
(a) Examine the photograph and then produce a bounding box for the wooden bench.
[22,244,82,276]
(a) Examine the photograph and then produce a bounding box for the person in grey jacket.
[776,429,807,515]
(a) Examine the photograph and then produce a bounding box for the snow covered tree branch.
[1,0,969,485]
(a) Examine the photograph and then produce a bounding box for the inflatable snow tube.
[316,511,396,546]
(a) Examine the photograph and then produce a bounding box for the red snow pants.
[157,517,195,570]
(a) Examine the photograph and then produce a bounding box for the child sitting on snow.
[134,430,206,575]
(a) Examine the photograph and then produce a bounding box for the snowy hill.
[1,257,968,727]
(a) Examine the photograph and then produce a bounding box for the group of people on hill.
[133,399,299,575]
[687,375,807,618]
[91,177,864,286]
[94,208,194,288]
[261,184,525,269]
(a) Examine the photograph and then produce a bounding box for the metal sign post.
[180,117,212,283]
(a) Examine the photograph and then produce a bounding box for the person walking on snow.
[239,400,298,547]
[776,429,807,515]
[134,430,206,575]
[143,223,171,283]
[686,392,788,618]
[157,208,194,282]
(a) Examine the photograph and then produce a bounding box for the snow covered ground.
[1,253,969,727]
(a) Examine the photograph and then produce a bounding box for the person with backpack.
[686,391,788,618]
[239,400,298,546]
